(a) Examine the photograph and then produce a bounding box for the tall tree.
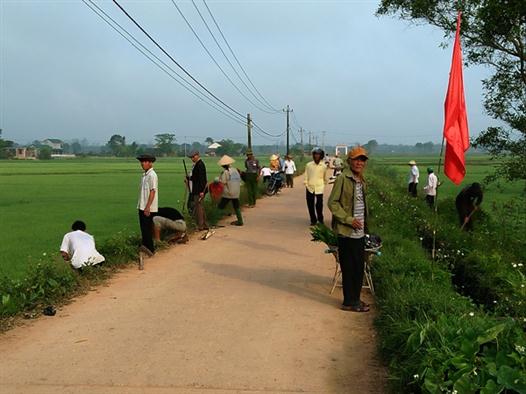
[106,134,126,157]
[205,137,214,145]
[377,0,526,182]
[155,133,176,156]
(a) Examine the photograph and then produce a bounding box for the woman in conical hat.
[217,155,243,226]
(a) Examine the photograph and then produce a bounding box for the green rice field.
[0,154,523,281]
[0,157,223,279]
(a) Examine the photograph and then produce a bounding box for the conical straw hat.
[218,155,235,166]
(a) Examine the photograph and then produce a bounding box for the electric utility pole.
[283,105,292,155]
[247,113,252,150]
[321,130,327,152]
[299,128,304,160]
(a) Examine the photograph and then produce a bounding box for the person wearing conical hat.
[269,154,281,172]
[244,149,260,208]
[217,155,243,226]
[407,160,419,197]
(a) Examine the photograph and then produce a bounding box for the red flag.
[443,12,469,185]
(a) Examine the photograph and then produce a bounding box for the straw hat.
[408,160,417,165]
[270,154,279,161]
[218,155,235,166]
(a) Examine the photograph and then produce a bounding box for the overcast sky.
[1,0,497,146]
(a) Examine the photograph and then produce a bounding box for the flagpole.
[431,136,445,272]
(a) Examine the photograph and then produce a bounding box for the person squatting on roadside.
[423,167,438,207]
[305,147,327,225]
[328,146,370,312]
[60,220,105,270]
[186,151,209,231]
[244,150,260,208]
[407,160,419,197]
[153,207,188,244]
[283,155,297,188]
[456,182,483,231]
[218,155,244,226]
[137,154,158,256]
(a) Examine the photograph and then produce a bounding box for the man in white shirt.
[423,167,438,207]
[304,147,327,225]
[137,154,158,256]
[60,221,105,269]
[408,160,419,197]
[283,155,297,188]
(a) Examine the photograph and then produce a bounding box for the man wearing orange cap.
[328,146,370,312]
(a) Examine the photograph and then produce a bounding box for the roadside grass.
[366,163,526,393]
[0,156,304,326]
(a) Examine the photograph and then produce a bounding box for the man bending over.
[60,220,105,269]
[153,207,188,244]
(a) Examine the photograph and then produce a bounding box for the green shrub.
[367,165,526,393]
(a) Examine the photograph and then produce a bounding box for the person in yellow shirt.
[304,147,327,225]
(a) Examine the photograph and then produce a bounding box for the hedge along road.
[0,175,386,394]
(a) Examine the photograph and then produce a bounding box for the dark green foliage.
[310,223,338,246]
[38,146,52,160]
[368,164,525,393]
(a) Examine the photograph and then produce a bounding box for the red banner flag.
[443,12,469,185]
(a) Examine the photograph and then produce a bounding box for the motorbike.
[265,171,284,196]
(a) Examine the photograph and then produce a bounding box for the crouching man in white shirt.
[60,220,105,270]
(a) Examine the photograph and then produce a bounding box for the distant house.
[15,147,38,160]
[206,142,222,157]
[42,139,64,154]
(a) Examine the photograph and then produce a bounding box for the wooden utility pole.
[283,105,292,155]
[247,113,252,150]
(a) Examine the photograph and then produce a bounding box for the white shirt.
[138,168,158,212]
[60,230,105,269]
[283,160,296,175]
[260,167,272,177]
[424,172,438,196]
[408,165,419,184]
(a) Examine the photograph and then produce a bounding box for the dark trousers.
[218,197,240,210]
[408,182,418,197]
[138,210,154,253]
[425,194,435,208]
[337,236,365,307]
[286,174,294,188]
[245,172,258,206]
[306,189,324,224]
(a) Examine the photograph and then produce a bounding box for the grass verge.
[367,164,526,393]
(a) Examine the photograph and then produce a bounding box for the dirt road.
[0,176,386,393]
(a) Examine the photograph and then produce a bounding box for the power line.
[170,0,275,114]
[189,0,279,114]
[201,0,280,113]
[111,0,245,119]
[82,0,246,126]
